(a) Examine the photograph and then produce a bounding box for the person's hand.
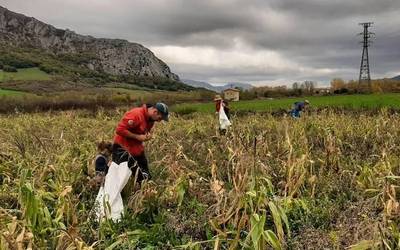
[144,132,152,141]
[135,134,148,141]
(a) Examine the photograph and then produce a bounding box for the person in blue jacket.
[290,100,310,118]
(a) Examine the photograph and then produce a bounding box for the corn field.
[1,108,400,249]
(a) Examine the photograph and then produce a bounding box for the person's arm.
[115,114,150,142]
[121,130,151,141]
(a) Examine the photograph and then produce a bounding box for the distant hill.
[393,75,400,81]
[0,5,193,91]
[182,79,253,92]
[223,82,253,90]
[181,79,219,92]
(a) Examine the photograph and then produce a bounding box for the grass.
[104,88,214,104]
[172,93,400,113]
[1,109,400,248]
[0,68,51,82]
[0,87,215,113]
[0,88,27,96]
[104,87,165,98]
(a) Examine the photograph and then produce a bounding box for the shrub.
[0,54,38,68]
[3,65,18,72]
[39,64,59,74]
[334,88,349,94]
[174,106,197,116]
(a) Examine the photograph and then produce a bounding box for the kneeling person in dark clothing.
[93,141,112,186]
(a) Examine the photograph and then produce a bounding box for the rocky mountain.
[182,79,253,92]
[0,6,179,81]
[393,75,400,81]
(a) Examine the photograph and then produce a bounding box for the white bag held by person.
[95,161,132,222]
[219,104,231,130]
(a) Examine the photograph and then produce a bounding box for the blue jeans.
[291,109,301,118]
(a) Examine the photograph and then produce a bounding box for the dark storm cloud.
[0,0,399,85]
[268,0,399,20]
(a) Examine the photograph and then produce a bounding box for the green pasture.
[0,88,26,96]
[172,93,400,113]
[0,67,51,82]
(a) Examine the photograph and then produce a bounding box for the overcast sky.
[1,0,399,86]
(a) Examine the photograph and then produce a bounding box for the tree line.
[238,78,400,100]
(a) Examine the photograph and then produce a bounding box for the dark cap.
[155,102,169,121]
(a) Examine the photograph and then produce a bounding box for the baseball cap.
[155,102,169,121]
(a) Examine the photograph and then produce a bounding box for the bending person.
[290,100,310,118]
[95,103,169,221]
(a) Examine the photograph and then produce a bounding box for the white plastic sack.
[95,161,132,222]
[219,104,231,130]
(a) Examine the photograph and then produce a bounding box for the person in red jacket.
[113,102,169,183]
[94,102,168,221]
[214,95,230,119]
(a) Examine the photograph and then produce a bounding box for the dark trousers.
[112,144,151,183]
[224,107,230,120]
